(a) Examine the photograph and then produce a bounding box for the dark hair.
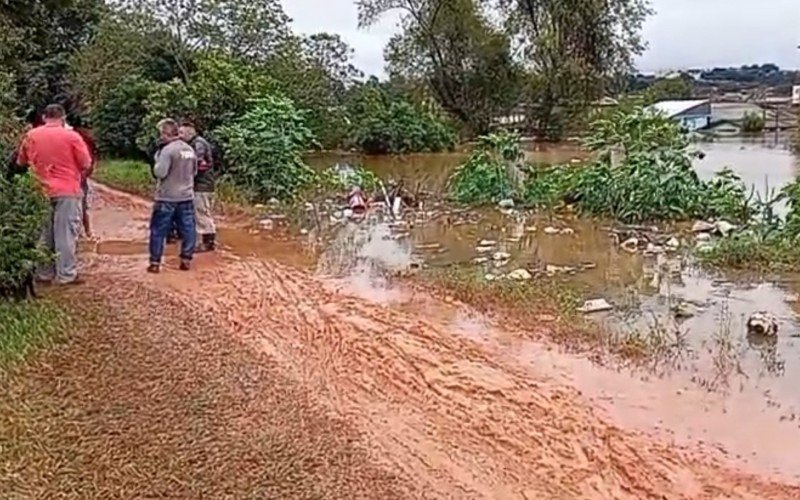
[43,104,66,120]
[179,119,196,129]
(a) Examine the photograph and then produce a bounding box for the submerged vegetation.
[449,106,754,224]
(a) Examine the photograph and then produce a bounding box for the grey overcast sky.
[282,0,800,76]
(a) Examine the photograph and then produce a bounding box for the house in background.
[702,102,764,136]
[701,102,798,137]
[646,99,711,131]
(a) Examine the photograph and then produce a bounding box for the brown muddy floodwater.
[302,139,800,425]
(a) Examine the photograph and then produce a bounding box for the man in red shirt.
[17,104,92,285]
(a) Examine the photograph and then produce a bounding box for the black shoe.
[179,260,191,271]
[147,264,160,274]
[197,233,216,253]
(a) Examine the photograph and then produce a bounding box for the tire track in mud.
[86,186,800,499]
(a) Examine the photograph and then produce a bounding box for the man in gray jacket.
[147,118,197,273]
[179,121,216,252]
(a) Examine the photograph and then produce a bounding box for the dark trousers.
[149,200,196,264]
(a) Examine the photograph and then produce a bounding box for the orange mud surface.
[5,183,800,499]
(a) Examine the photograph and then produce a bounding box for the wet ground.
[44,183,800,497]
[302,138,800,432]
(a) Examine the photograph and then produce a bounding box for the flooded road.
[75,183,800,496]
[302,139,800,426]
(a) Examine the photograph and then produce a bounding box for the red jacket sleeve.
[70,131,92,174]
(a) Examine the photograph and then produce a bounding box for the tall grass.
[93,160,154,197]
[0,300,66,369]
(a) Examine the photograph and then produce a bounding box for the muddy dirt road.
[4,184,800,499]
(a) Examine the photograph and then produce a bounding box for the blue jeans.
[149,200,196,264]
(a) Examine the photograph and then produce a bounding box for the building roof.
[647,99,710,118]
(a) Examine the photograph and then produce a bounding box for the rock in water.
[498,198,515,209]
[747,312,778,337]
[508,269,532,281]
[715,220,736,237]
[578,299,614,314]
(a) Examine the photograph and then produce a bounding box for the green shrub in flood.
[347,80,456,155]
[453,108,752,223]
[699,178,800,271]
[0,299,65,368]
[448,130,523,204]
[216,95,318,202]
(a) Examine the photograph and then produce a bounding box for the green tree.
[91,75,154,157]
[357,0,523,135]
[742,111,766,133]
[214,95,317,201]
[115,0,291,81]
[0,0,104,117]
[347,78,456,154]
[267,33,362,148]
[642,76,693,104]
[70,12,187,110]
[496,0,652,139]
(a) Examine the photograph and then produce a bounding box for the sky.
[282,0,800,77]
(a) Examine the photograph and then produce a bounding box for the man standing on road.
[148,118,197,273]
[17,104,92,285]
[179,121,217,252]
[67,117,100,239]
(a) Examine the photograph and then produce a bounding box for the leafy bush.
[448,131,522,204]
[133,53,280,154]
[742,111,765,133]
[347,83,455,154]
[215,95,317,201]
[136,79,199,152]
[91,75,153,158]
[520,107,751,223]
[0,174,51,297]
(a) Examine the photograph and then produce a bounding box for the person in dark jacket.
[179,121,216,252]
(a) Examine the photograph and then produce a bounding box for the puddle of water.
[302,140,800,415]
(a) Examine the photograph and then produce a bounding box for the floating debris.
[695,232,712,242]
[715,220,736,237]
[416,243,441,251]
[578,298,613,314]
[479,239,497,246]
[473,257,489,265]
[747,312,779,337]
[621,237,639,253]
[692,220,715,233]
[498,199,515,209]
[508,269,533,281]
[258,219,274,231]
[493,251,511,261]
[666,237,680,249]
